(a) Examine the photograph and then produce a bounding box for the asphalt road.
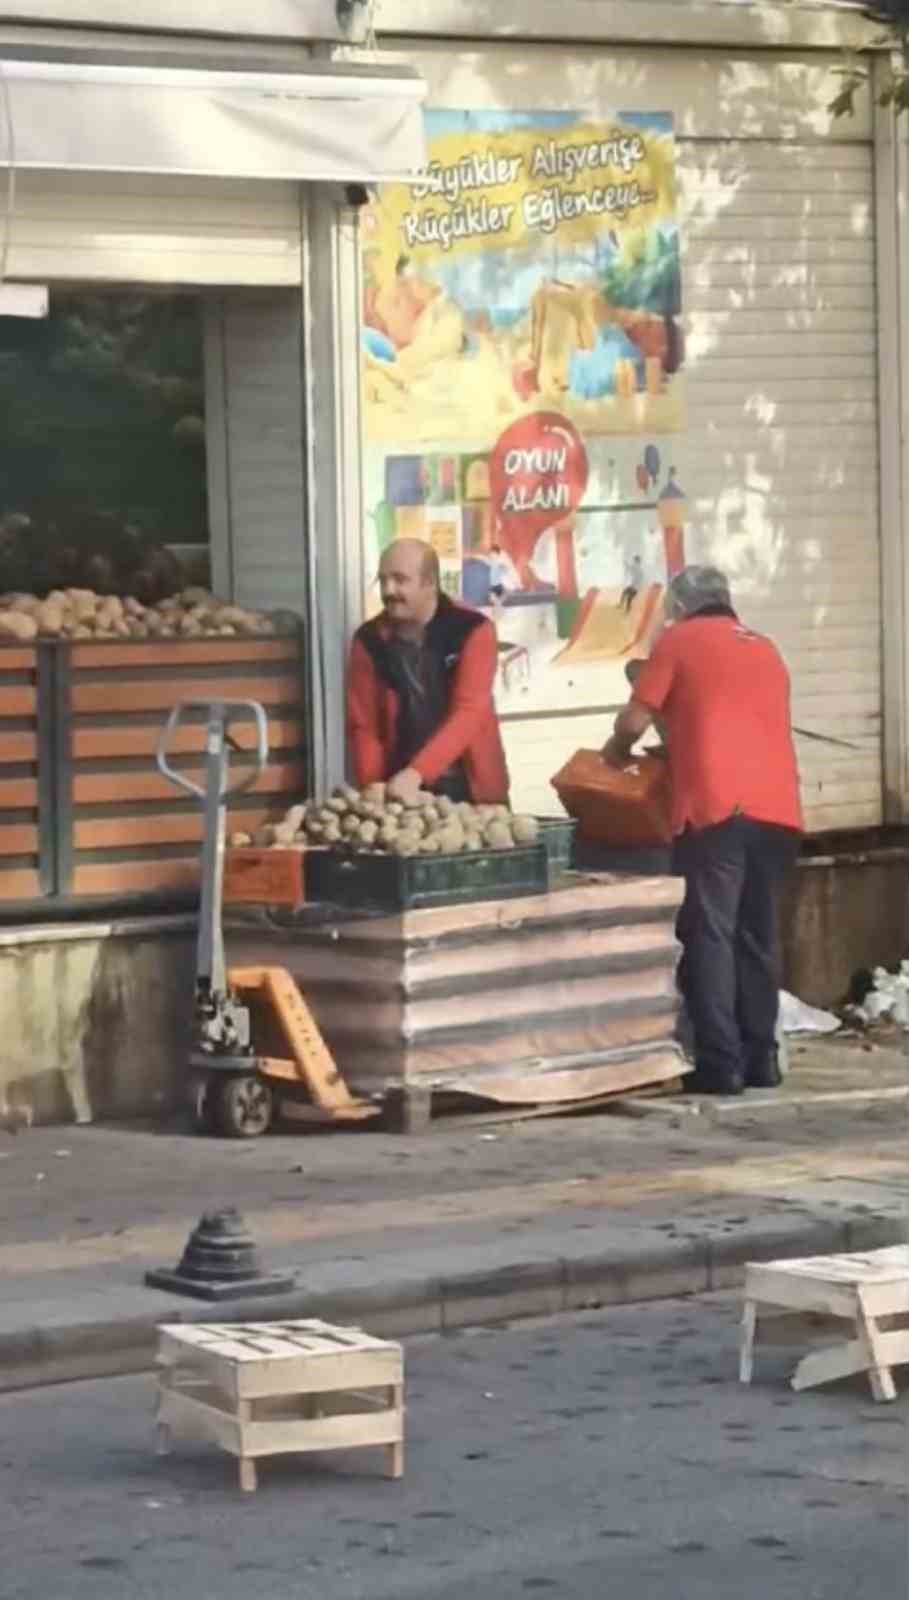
[0,1294,905,1600]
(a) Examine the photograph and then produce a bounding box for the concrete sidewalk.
[0,1037,906,1392]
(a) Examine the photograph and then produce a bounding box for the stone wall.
[0,919,195,1126]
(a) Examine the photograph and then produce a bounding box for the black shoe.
[746,1053,782,1090]
[685,1068,745,1096]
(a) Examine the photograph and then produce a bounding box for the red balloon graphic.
[489,413,588,586]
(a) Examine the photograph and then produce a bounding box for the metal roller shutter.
[204,289,308,616]
[5,172,303,286]
[679,137,879,833]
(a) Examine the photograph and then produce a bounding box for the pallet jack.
[157,700,378,1138]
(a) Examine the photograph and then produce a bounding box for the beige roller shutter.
[676,136,879,833]
[5,172,303,286]
[205,289,308,615]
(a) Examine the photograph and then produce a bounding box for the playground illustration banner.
[360,108,689,716]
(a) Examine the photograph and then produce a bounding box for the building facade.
[0,0,906,834]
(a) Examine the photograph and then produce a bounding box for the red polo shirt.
[631,614,803,836]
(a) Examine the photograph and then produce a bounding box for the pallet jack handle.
[157,700,269,997]
[157,700,268,801]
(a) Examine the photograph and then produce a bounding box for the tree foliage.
[825,1,909,120]
[0,292,207,542]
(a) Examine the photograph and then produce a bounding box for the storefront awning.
[0,57,427,183]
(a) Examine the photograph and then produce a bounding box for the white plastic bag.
[779,990,841,1037]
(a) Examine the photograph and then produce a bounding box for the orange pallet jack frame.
[229,964,377,1128]
[156,697,378,1139]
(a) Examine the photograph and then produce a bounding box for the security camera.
[344,183,375,208]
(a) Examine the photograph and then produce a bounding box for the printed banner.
[361,109,688,715]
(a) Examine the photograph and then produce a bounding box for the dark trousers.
[673,816,799,1089]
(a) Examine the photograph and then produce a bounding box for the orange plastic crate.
[551,748,672,848]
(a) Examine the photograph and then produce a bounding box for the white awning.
[0,58,427,183]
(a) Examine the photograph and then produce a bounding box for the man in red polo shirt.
[347,538,509,806]
[604,566,802,1095]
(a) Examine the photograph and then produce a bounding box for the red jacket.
[347,599,510,803]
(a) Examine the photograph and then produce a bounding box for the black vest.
[356,596,485,797]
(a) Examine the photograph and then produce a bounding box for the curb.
[0,1212,904,1395]
[616,1085,909,1120]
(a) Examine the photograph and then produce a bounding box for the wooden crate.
[740,1245,909,1402]
[156,1319,404,1492]
[0,646,43,904]
[0,635,306,910]
[223,848,305,908]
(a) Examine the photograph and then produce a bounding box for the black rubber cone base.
[144,1206,294,1300]
[144,1266,296,1301]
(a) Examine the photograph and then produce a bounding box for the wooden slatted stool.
[155,1319,404,1492]
[740,1245,909,1403]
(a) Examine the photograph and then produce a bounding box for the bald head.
[379,538,441,632]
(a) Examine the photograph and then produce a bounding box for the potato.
[341,814,362,838]
[326,797,348,816]
[36,600,65,636]
[436,823,465,855]
[0,610,38,641]
[464,832,483,853]
[485,821,514,850]
[228,831,253,848]
[283,804,306,833]
[511,816,539,846]
[270,821,297,846]
[359,820,379,847]
[393,836,418,857]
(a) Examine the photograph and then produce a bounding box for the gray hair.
[667,565,733,619]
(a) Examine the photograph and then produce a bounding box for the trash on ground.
[779,990,842,1036]
[848,962,909,1027]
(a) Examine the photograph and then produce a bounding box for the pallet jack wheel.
[211,1073,274,1139]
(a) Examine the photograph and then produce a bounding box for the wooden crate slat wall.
[0,647,42,901]
[65,637,306,900]
[0,636,306,909]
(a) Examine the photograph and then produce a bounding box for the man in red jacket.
[603,565,802,1096]
[347,538,509,806]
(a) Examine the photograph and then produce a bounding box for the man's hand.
[386,766,424,805]
[601,736,633,771]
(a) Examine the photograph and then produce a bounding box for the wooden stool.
[740,1246,909,1403]
[155,1319,404,1492]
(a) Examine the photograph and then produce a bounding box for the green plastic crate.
[306,842,548,912]
[536,816,577,879]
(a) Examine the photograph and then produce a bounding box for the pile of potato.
[232,783,541,857]
[0,586,281,643]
